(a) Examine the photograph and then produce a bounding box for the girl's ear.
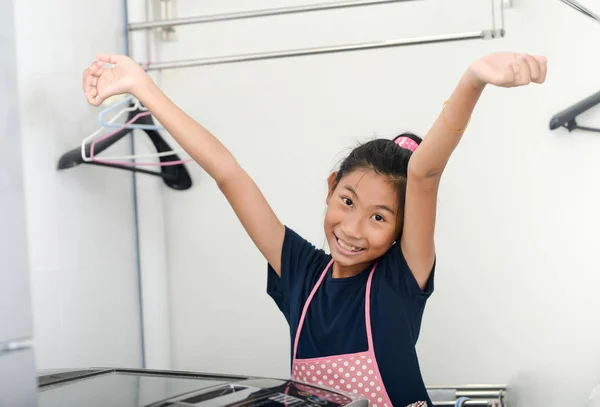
[326,172,338,204]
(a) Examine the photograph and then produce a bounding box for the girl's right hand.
[82,54,147,106]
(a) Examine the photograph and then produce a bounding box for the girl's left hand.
[467,52,548,88]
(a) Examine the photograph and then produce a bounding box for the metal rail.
[136,0,505,71]
[129,0,420,31]
[559,0,600,24]
[146,30,501,71]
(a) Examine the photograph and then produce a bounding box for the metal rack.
[129,0,420,31]
[559,0,600,24]
[428,385,507,407]
[129,0,506,71]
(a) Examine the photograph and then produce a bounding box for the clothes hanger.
[89,111,191,166]
[550,0,600,133]
[58,103,193,190]
[82,99,185,162]
[95,62,164,131]
[97,95,166,131]
[549,90,600,133]
[81,97,142,161]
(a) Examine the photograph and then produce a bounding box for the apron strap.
[292,260,379,359]
[364,263,378,352]
[292,259,333,360]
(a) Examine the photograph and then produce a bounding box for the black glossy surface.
[38,369,233,407]
[36,369,360,407]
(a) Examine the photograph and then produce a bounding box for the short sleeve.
[380,242,435,300]
[266,226,327,322]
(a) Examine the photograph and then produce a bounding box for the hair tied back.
[394,136,419,152]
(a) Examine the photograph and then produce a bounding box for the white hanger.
[81,95,185,163]
[81,96,142,161]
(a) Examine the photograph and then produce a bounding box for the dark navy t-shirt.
[267,227,434,407]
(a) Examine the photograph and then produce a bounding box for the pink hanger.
[90,111,192,167]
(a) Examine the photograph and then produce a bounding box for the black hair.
[331,132,423,215]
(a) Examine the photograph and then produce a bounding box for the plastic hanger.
[82,99,185,162]
[549,90,600,133]
[95,61,164,131]
[58,62,192,190]
[89,111,191,166]
[59,106,193,190]
[550,1,600,134]
[81,97,143,161]
[97,95,165,131]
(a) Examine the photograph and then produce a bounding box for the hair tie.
[395,136,418,152]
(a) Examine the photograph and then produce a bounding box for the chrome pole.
[129,0,420,31]
[558,0,600,24]
[146,30,492,71]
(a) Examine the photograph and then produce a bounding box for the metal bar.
[455,390,504,398]
[500,0,505,32]
[129,0,420,31]
[491,0,496,34]
[428,385,506,391]
[146,30,494,71]
[428,385,506,407]
[432,402,499,407]
[559,0,600,24]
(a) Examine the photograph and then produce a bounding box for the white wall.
[149,0,600,406]
[0,1,38,406]
[14,0,143,369]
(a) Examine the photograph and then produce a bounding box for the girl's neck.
[331,261,373,279]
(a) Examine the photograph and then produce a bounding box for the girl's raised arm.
[401,52,547,289]
[83,54,286,274]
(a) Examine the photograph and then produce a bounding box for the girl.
[83,51,547,406]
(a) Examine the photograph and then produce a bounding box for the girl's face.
[324,168,402,274]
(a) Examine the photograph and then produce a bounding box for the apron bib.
[291,259,425,406]
[290,259,427,407]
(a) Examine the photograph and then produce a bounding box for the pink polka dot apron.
[291,259,426,407]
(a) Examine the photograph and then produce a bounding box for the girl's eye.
[342,197,353,206]
[371,214,385,222]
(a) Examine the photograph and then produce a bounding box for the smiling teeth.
[338,238,362,252]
